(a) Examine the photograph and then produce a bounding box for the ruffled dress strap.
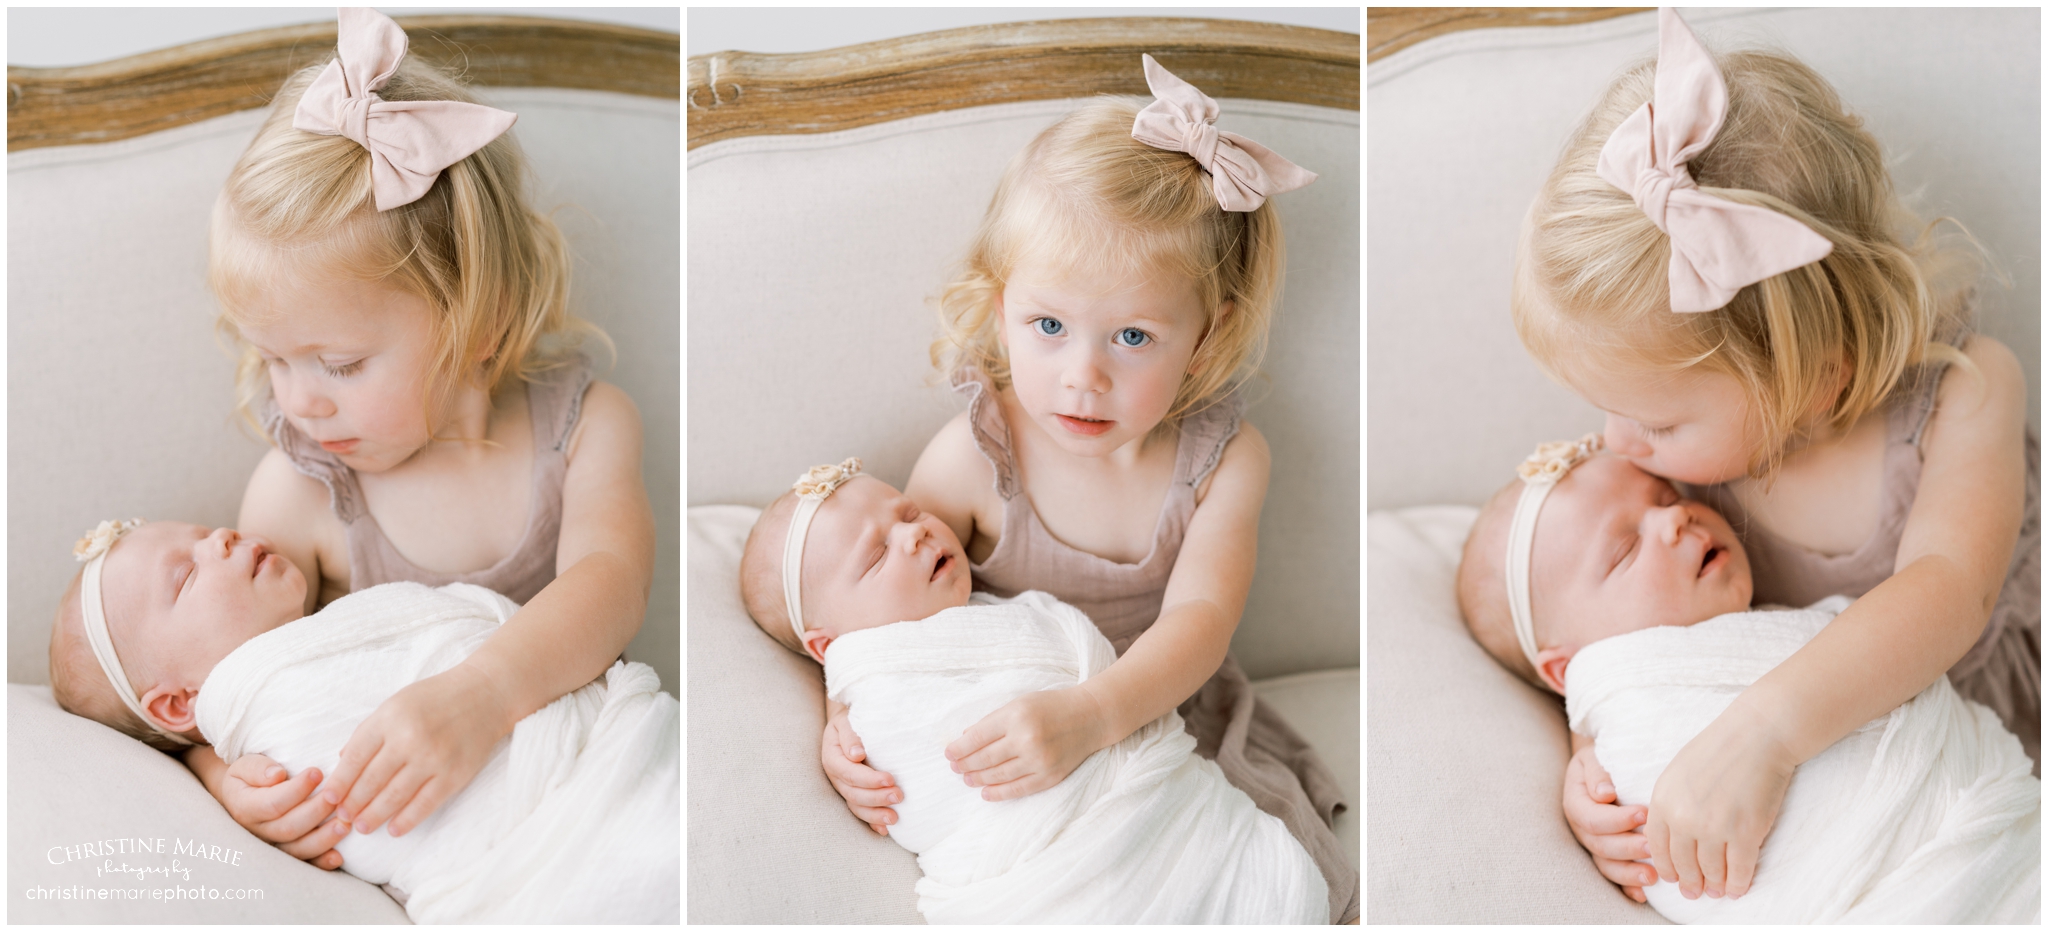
[948,367,1020,499]
[1173,392,1246,491]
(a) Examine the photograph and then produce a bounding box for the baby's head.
[208,9,601,458]
[1511,9,1976,485]
[1457,439,1752,694]
[50,521,307,749]
[932,57,1314,434]
[740,461,971,664]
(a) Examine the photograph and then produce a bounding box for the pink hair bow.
[1130,54,1317,212]
[292,8,517,211]
[1596,8,1832,313]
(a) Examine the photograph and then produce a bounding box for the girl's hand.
[821,705,899,835]
[321,663,509,838]
[1644,723,1795,901]
[944,685,1109,801]
[1562,743,1652,902]
[214,752,349,870]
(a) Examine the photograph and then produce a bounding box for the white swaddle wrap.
[193,582,679,924]
[824,590,1326,924]
[1566,597,2040,923]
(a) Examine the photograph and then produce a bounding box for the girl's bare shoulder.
[1923,335,2026,454]
[1194,418,1271,505]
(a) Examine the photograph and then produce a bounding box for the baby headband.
[782,458,864,646]
[73,519,193,747]
[293,7,518,211]
[1504,434,1604,673]
[1595,7,1833,313]
[1130,54,1317,212]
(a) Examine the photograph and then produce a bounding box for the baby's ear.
[140,684,199,735]
[801,629,835,665]
[1535,646,1576,695]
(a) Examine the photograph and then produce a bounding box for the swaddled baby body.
[1457,451,2039,922]
[47,521,678,923]
[739,465,1327,923]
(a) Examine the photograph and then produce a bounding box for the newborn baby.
[1456,440,2039,923]
[738,460,1328,924]
[48,520,678,924]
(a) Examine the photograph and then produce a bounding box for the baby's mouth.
[931,552,951,581]
[1699,545,1723,577]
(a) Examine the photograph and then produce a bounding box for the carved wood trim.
[1367,8,1649,63]
[687,18,1359,150]
[7,16,679,152]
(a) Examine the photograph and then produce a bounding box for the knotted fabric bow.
[1130,54,1317,212]
[1595,8,1832,313]
[293,7,518,211]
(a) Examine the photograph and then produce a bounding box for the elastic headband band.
[781,458,864,647]
[74,519,194,747]
[1504,435,1604,673]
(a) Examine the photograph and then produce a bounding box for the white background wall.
[9,7,679,67]
[687,7,1358,57]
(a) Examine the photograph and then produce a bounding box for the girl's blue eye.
[1116,328,1149,347]
[1034,318,1063,336]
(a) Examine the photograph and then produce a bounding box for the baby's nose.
[1649,504,1692,543]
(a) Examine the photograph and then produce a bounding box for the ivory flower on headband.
[293,7,518,211]
[75,518,144,562]
[1131,54,1317,212]
[1595,8,1833,313]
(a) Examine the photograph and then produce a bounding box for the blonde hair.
[209,53,604,439]
[1514,48,1979,480]
[49,568,186,753]
[930,98,1287,424]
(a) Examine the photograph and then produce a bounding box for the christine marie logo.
[47,837,246,869]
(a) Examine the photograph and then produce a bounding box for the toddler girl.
[183,8,655,872]
[1513,8,2036,905]
[814,56,1356,922]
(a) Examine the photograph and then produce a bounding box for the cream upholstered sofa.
[687,18,1358,923]
[7,17,678,923]
[1368,8,2039,924]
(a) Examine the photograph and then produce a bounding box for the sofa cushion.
[7,683,410,923]
[1366,507,1665,924]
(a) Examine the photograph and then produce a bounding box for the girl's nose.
[1061,348,1111,394]
[276,371,337,420]
[1604,415,1650,458]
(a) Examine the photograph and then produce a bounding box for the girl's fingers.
[965,757,1029,790]
[387,778,446,837]
[1670,836,1703,899]
[1584,828,1652,863]
[956,748,1018,784]
[277,815,350,861]
[321,737,382,812]
[228,753,289,789]
[1725,842,1759,899]
[353,765,427,834]
[943,721,1000,763]
[1644,818,1676,885]
[1563,786,1647,837]
[253,771,340,843]
[835,782,902,809]
[821,751,893,789]
[339,750,403,826]
[312,849,345,871]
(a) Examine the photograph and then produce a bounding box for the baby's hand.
[218,753,349,871]
[321,663,508,839]
[1563,743,1652,902]
[822,705,900,835]
[944,685,1108,801]
[1645,725,1793,901]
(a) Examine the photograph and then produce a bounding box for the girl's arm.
[1646,336,2028,900]
[322,382,656,837]
[945,423,1271,799]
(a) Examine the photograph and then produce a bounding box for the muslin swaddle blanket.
[1567,596,2040,923]
[193,582,679,924]
[825,590,1327,923]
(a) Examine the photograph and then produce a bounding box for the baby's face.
[102,522,307,689]
[802,476,971,643]
[1532,456,1753,650]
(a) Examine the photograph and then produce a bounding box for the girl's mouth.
[1055,414,1114,437]
[320,439,360,454]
